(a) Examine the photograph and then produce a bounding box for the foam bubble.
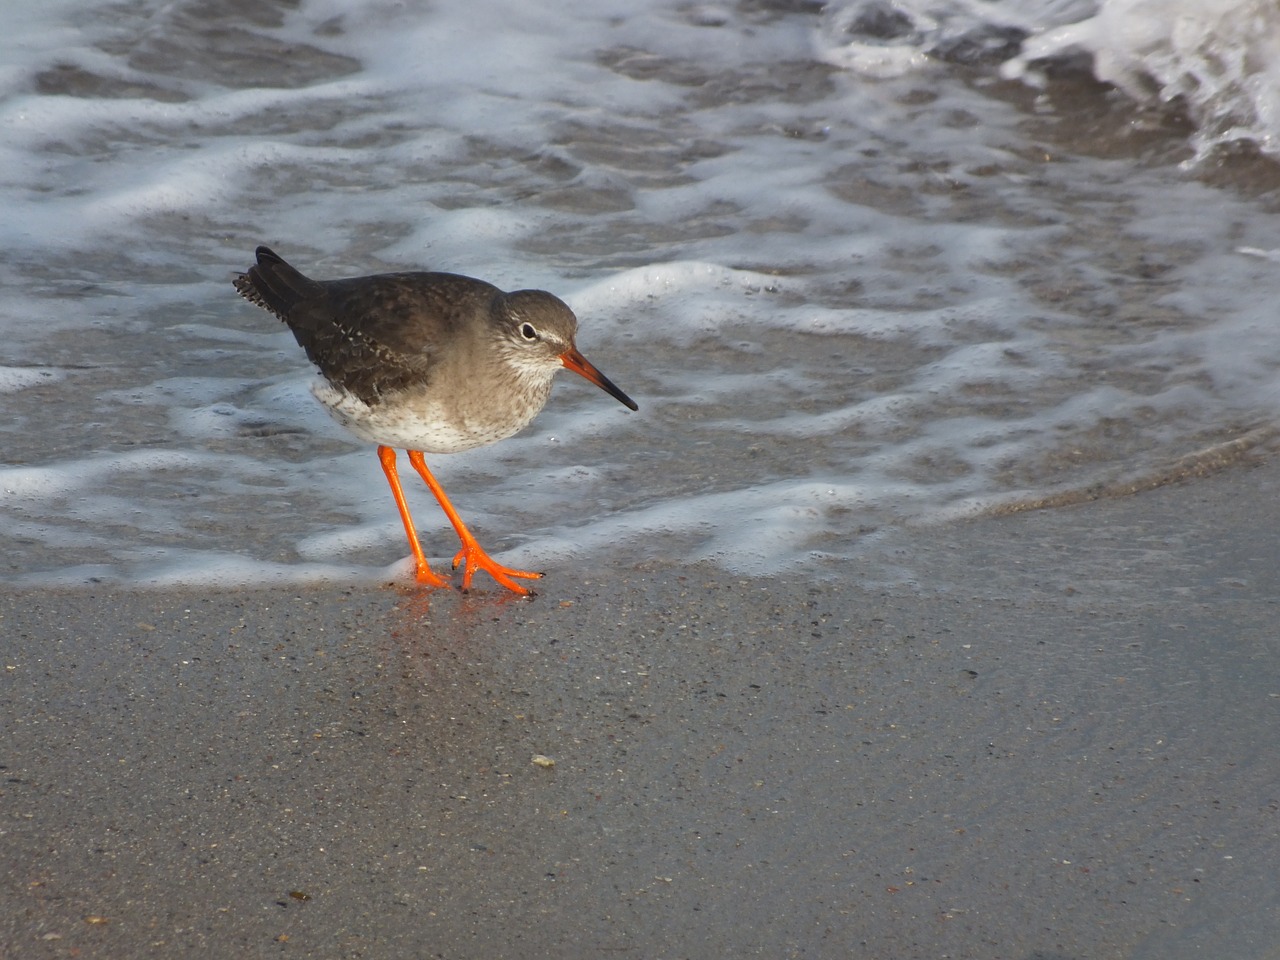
[0,366,63,393]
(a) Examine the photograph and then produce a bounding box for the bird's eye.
[520,322,538,341]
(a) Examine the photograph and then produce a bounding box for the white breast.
[311,380,548,454]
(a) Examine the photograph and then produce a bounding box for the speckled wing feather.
[235,246,501,407]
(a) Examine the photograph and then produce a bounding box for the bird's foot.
[412,559,451,588]
[451,543,543,596]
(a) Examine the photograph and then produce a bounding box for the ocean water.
[2,0,1279,587]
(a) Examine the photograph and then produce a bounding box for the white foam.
[0,366,63,393]
[1014,1,1280,156]
[816,0,1280,161]
[2,0,1279,588]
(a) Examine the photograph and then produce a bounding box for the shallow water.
[2,0,1279,586]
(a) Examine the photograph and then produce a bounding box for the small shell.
[530,754,556,768]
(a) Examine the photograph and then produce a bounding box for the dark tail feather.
[233,246,324,321]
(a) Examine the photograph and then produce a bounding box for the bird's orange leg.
[405,449,543,595]
[377,445,449,587]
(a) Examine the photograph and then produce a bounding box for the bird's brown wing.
[235,247,500,406]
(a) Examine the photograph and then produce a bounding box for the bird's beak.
[560,347,638,411]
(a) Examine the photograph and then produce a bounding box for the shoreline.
[2,457,1278,958]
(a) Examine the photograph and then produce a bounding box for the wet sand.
[2,457,1279,960]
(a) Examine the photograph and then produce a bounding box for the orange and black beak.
[561,346,638,411]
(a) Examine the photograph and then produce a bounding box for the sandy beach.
[3,455,1277,960]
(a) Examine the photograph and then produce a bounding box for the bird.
[234,245,637,595]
